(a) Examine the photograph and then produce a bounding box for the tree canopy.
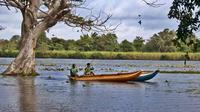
[1,29,200,52]
[169,0,200,43]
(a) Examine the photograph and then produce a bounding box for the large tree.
[133,36,145,51]
[0,0,170,75]
[0,0,111,75]
[120,39,135,52]
[168,0,200,43]
[144,29,178,52]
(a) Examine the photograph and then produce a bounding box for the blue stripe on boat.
[134,70,159,82]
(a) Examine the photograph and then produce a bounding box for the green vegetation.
[0,28,200,60]
[160,71,200,74]
[1,29,200,53]
[0,50,200,60]
[169,0,200,43]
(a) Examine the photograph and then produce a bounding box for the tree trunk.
[3,31,38,76]
[3,4,56,76]
[3,8,44,76]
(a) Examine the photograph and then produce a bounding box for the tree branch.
[62,12,115,32]
[0,0,24,9]
[142,0,165,7]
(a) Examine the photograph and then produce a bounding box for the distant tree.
[64,39,79,51]
[96,33,119,51]
[50,43,65,50]
[76,34,94,51]
[120,39,135,52]
[0,35,21,51]
[174,32,198,52]
[177,43,191,52]
[144,29,178,52]
[10,35,20,42]
[91,32,100,51]
[51,37,66,45]
[133,36,145,51]
[36,32,51,50]
[83,33,120,51]
[9,35,21,50]
[0,39,9,51]
[50,37,67,50]
[193,38,200,52]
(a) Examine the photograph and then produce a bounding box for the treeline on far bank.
[1,28,200,52]
[0,50,200,61]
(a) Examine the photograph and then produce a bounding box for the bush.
[160,55,169,60]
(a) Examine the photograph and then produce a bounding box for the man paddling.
[70,64,79,77]
[84,63,94,75]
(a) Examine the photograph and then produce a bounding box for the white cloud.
[0,0,182,41]
[46,23,82,40]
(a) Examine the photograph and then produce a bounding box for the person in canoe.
[84,63,95,75]
[70,64,79,77]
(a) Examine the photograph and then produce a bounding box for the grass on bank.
[0,50,200,61]
[159,71,200,74]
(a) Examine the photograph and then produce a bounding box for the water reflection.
[17,77,36,112]
[1,58,200,112]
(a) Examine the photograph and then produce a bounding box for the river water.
[0,58,200,112]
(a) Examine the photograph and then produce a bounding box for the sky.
[0,0,180,42]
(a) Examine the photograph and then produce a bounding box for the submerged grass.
[159,71,200,74]
[0,50,200,61]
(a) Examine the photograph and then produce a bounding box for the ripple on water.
[0,58,200,112]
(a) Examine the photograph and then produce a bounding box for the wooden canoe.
[69,71,142,82]
[134,70,159,82]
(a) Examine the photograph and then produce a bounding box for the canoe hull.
[70,71,142,82]
[134,70,159,82]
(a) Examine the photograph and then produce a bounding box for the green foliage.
[0,35,20,51]
[0,39,9,51]
[1,50,200,60]
[120,39,135,52]
[77,34,94,51]
[36,32,51,50]
[193,39,200,52]
[64,39,79,51]
[144,29,178,52]
[51,43,65,50]
[91,33,119,51]
[100,33,119,51]
[1,29,200,53]
[133,36,145,51]
[168,0,200,43]
[72,33,120,51]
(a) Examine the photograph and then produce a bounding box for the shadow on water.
[67,80,147,90]
[17,77,37,112]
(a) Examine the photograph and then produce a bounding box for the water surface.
[0,58,200,112]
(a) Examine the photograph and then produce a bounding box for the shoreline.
[159,71,200,74]
[0,50,200,61]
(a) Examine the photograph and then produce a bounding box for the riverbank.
[159,71,200,74]
[1,50,200,60]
